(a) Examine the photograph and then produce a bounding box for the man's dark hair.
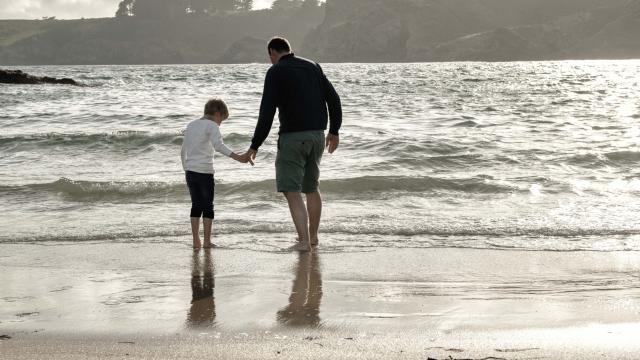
[267,37,291,54]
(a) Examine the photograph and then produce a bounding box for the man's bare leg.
[306,192,322,246]
[203,218,213,248]
[284,192,311,252]
[191,217,202,249]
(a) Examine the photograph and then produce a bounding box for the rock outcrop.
[0,69,81,85]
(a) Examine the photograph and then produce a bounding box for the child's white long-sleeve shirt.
[181,118,233,174]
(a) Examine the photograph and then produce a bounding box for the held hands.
[233,137,336,166]
[232,151,255,166]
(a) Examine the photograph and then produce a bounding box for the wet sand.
[1,242,640,358]
[4,323,640,360]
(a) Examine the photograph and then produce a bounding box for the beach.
[2,242,640,358]
[4,324,640,359]
[2,62,640,358]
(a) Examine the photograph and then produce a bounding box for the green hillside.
[0,8,324,65]
[1,0,639,65]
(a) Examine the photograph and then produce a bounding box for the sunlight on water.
[1,61,640,251]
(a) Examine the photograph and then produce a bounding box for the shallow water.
[2,245,640,334]
[1,61,640,251]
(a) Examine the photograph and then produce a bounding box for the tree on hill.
[116,0,135,17]
[237,0,254,11]
[301,0,319,9]
[195,0,253,12]
[300,0,320,14]
[116,0,253,18]
[271,0,303,10]
[187,0,211,14]
[132,0,186,18]
[214,0,238,11]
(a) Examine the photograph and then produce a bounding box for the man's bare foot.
[203,242,216,249]
[298,237,318,246]
[289,242,312,252]
[193,239,202,249]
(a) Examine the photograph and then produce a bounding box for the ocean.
[1,61,640,252]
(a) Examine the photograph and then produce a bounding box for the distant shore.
[1,0,640,66]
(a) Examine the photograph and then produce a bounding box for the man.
[248,37,342,252]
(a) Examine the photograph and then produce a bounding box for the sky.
[0,0,275,19]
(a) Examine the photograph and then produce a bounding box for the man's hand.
[326,134,339,154]
[248,148,258,161]
[243,152,255,166]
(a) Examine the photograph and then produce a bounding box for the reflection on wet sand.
[277,252,323,327]
[186,249,215,328]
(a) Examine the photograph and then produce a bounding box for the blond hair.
[204,98,229,118]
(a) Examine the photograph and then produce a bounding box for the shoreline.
[2,59,640,68]
[2,243,640,358]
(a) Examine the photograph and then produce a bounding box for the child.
[181,98,253,249]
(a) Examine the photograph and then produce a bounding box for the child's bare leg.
[191,217,202,249]
[306,192,322,246]
[203,218,213,248]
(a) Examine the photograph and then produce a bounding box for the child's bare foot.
[193,238,202,249]
[203,242,216,249]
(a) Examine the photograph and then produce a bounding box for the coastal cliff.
[302,0,638,62]
[1,0,639,64]
[0,8,324,65]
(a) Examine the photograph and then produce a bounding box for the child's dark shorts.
[185,171,214,219]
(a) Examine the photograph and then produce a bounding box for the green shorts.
[276,131,325,193]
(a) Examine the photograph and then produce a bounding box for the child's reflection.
[187,249,216,328]
[277,252,322,327]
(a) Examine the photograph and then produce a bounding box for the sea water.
[1,61,640,252]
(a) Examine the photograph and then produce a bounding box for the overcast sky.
[0,0,275,19]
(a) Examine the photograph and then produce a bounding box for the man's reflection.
[277,252,322,327]
[187,249,215,328]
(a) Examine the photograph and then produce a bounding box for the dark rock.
[0,69,82,86]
